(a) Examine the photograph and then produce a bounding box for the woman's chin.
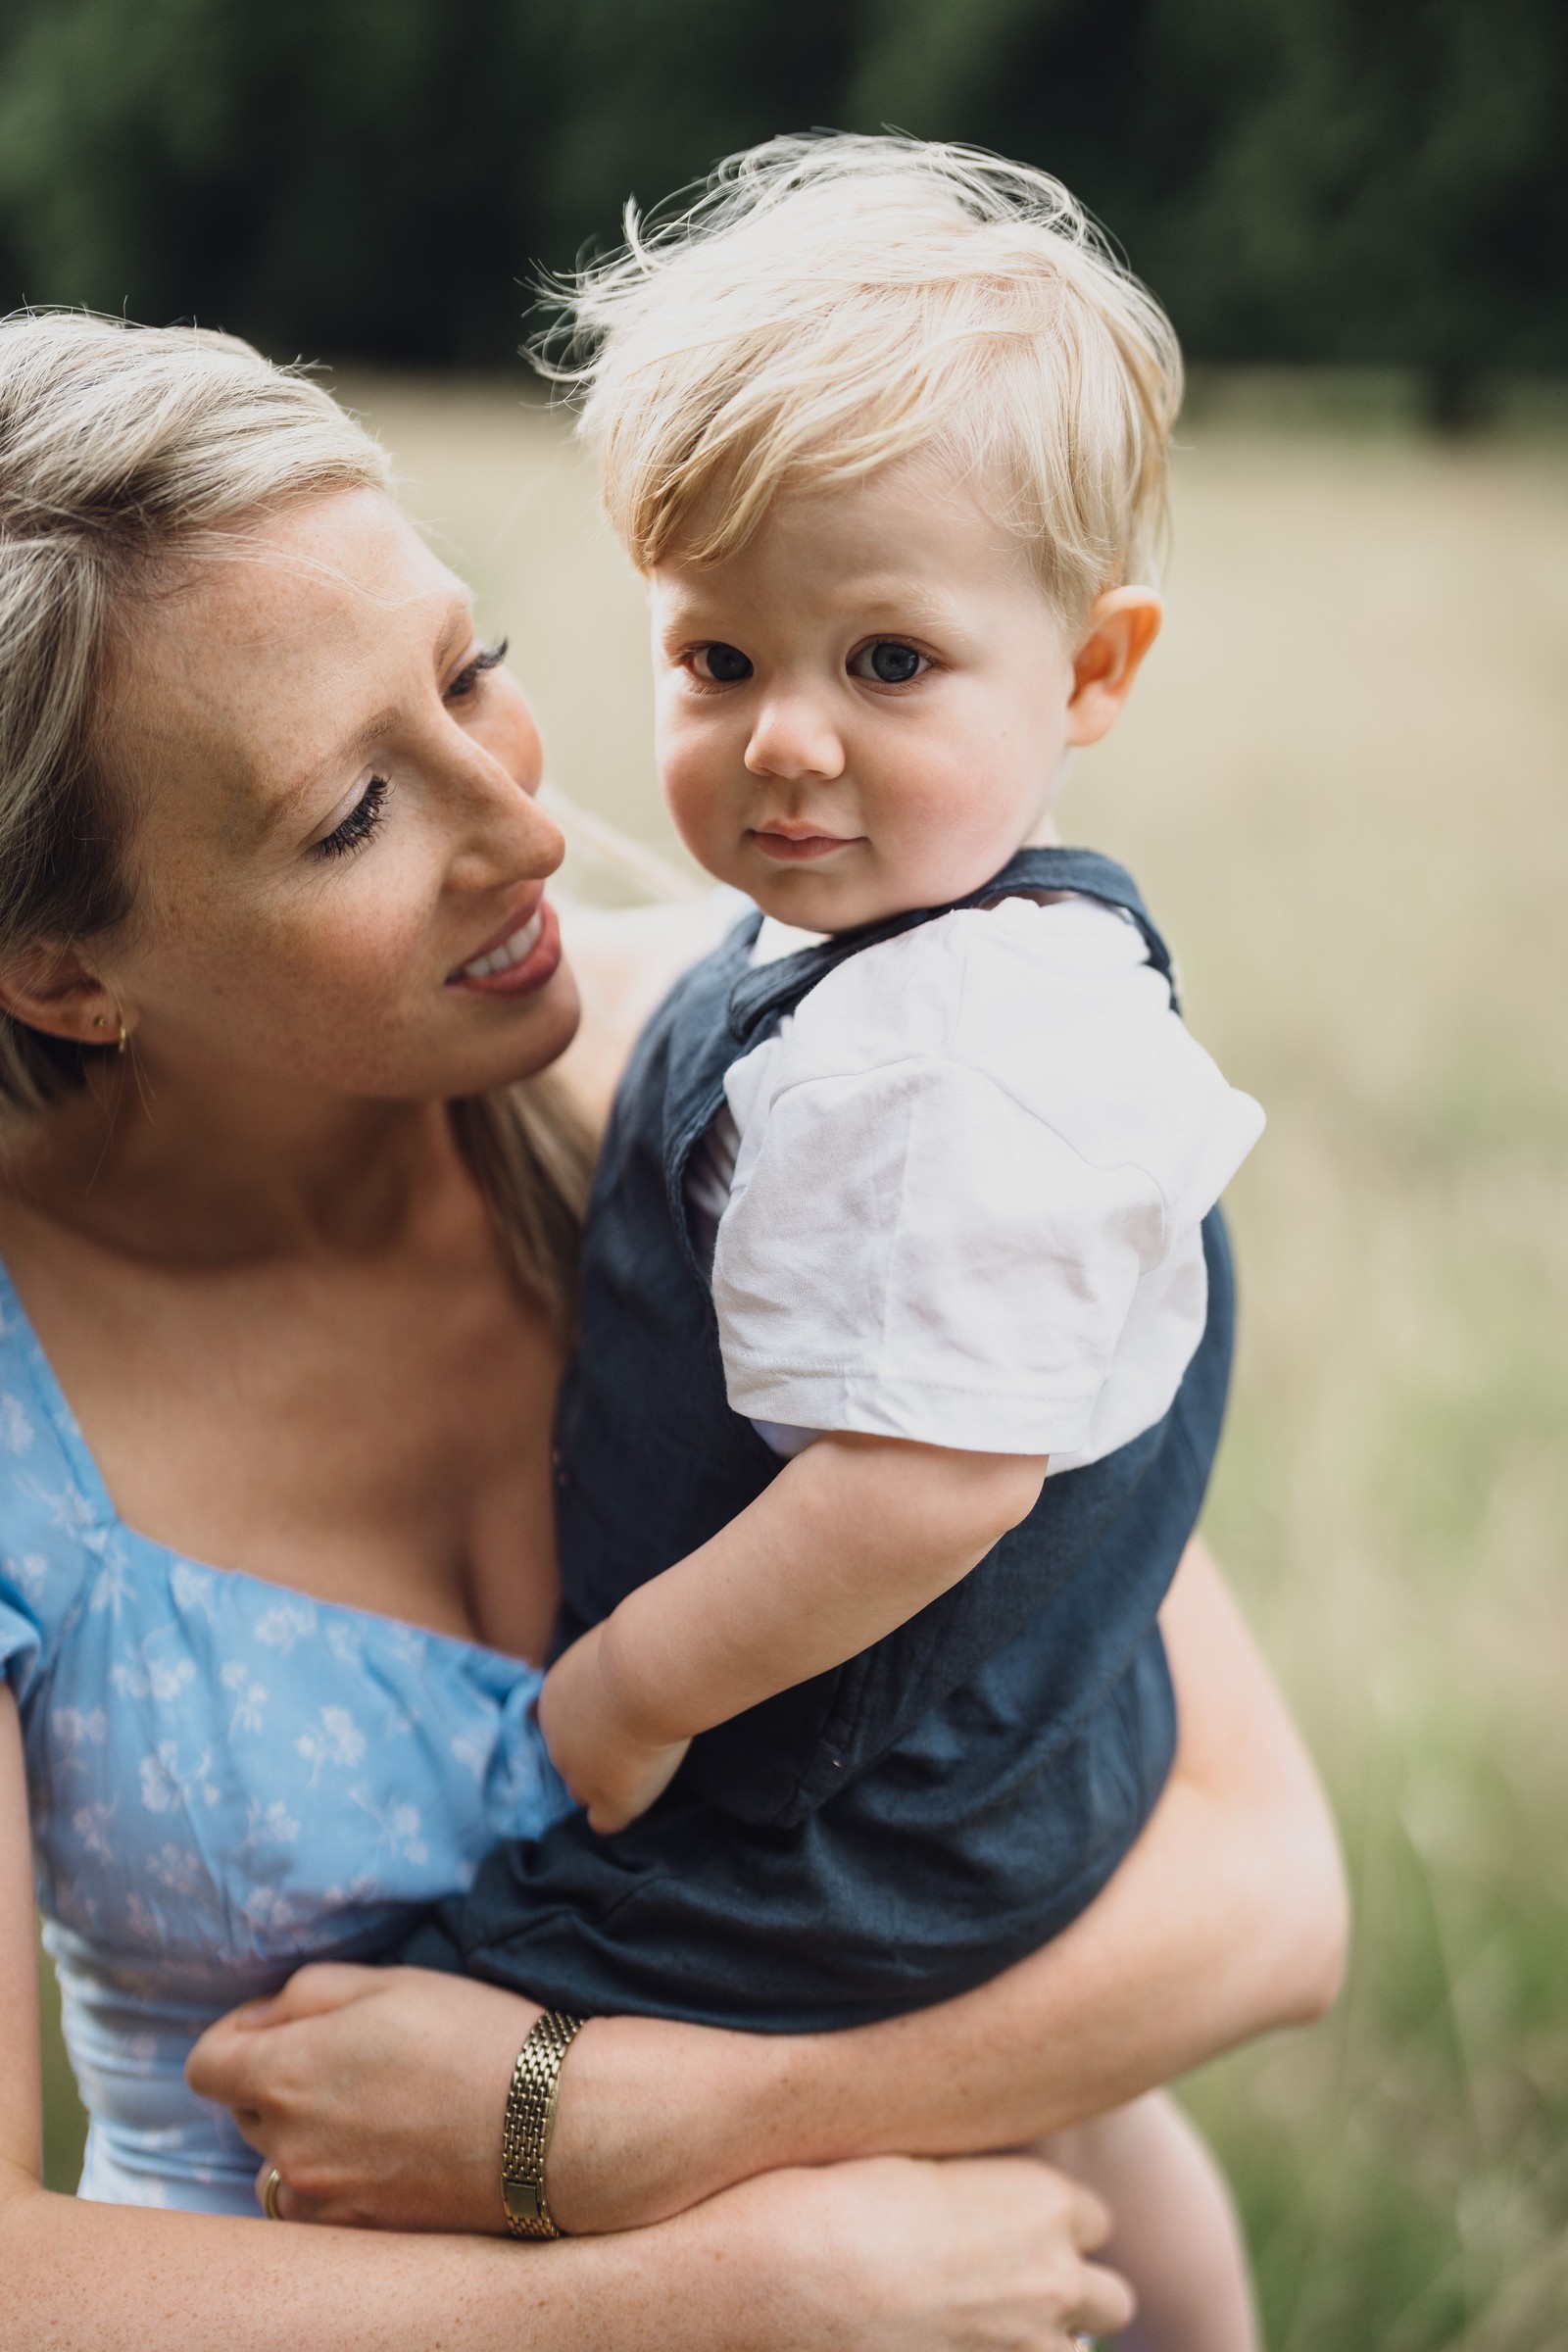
[454,957,583,1091]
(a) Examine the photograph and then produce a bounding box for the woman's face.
[96,486,579,1105]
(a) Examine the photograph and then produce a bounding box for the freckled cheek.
[243,891,439,1039]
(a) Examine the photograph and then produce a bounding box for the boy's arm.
[538,1434,1047,1831]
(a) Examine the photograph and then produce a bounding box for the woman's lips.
[750,829,861,863]
[447,897,562,997]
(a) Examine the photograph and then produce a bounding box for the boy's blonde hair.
[549,134,1183,627]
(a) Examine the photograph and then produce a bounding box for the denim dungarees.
[411,848,1237,2030]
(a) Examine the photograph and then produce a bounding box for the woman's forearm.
[0,2149,1137,2352]
[0,2173,649,2352]
[0,2166,799,2352]
[550,1541,1347,2230]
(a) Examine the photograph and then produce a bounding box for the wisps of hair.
[539,133,1183,625]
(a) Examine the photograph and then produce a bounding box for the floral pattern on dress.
[0,1265,570,2219]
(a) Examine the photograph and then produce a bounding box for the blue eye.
[693,643,753,683]
[850,641,928,685]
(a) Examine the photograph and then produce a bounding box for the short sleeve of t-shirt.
[710,895,1263,1456]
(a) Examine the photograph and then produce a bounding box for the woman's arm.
[190,1541,1346,2238]
[1,1690,1130,2352]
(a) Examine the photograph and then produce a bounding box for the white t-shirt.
[686,893,1264,1469]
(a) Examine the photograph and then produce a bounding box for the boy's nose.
[744,692,846,783]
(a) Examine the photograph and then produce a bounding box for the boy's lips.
[749,827,862,863]
[446,895,562,996]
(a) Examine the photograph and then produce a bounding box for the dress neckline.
[0,1256,538,1669]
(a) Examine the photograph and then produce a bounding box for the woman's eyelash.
[447,638,508,699]
[314,774,389,861]
[308,639,503,864]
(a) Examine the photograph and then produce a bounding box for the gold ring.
[263,2165,285,2222]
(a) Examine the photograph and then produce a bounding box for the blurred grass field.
[40,378,1568,2347]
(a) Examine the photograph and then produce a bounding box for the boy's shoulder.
[723,891,1261,1205]
[781,891,1166,1074]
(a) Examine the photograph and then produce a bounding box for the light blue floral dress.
[0,1264,571,2216]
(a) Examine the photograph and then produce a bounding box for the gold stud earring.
[91,1014,108,1031]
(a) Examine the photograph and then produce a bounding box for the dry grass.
[42,380,1568,2347]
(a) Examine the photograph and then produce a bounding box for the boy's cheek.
[661,756,742,879]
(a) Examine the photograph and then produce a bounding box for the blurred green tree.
[0,0,1561,390]
[840,0,1568,416]
[0,0,858,361]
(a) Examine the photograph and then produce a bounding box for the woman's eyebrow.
[272,709,402,824]
[270,600,477,822]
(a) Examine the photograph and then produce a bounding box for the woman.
[0,314,1342,2349]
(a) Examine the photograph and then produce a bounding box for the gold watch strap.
[502,2010,586,2239]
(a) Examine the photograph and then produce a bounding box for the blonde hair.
[547,133,1183,627]
[0,311,588,1327]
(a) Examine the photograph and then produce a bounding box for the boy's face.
[649,453,1158,931]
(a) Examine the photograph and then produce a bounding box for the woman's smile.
[447,894,563,996]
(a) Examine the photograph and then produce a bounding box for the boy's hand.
[538,1625,691,1834]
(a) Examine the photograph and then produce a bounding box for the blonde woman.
[0,313,1341,2351]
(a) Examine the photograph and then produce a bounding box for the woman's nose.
[446,738,565,894]
[744,691,846,783]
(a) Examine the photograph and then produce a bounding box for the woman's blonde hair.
[546,134,1183,628]
[0,311,588,1327]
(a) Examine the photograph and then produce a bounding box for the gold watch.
[502,2010,586,2239]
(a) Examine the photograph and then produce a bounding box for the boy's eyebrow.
[659,574,963,634]
[826,580,959,625]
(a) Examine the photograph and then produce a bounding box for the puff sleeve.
[711,896,1263,1458]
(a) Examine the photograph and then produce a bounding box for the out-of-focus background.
[12,5,1566,2345]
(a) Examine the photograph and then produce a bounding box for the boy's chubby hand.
[537,1625,691,1834]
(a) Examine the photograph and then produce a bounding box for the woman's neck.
[2,1054,463,1268]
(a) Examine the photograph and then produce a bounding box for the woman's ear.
[1064,588,1163,749]
[0,943,129,1048]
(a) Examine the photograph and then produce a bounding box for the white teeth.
[461,908,543,980]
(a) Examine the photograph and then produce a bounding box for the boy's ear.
[1065,588,1162,748]
[0,942,129,1048]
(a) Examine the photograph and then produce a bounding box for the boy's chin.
[749,875,879,934]
[732,847,877,934]
[750,868,960,937]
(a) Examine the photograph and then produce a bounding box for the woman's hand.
[537,1623,690,1834]
[184,1962,1137,2348]
[186,1964,539,2232]
[699,2153,1135,2352]
[187,1959,800,2238]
